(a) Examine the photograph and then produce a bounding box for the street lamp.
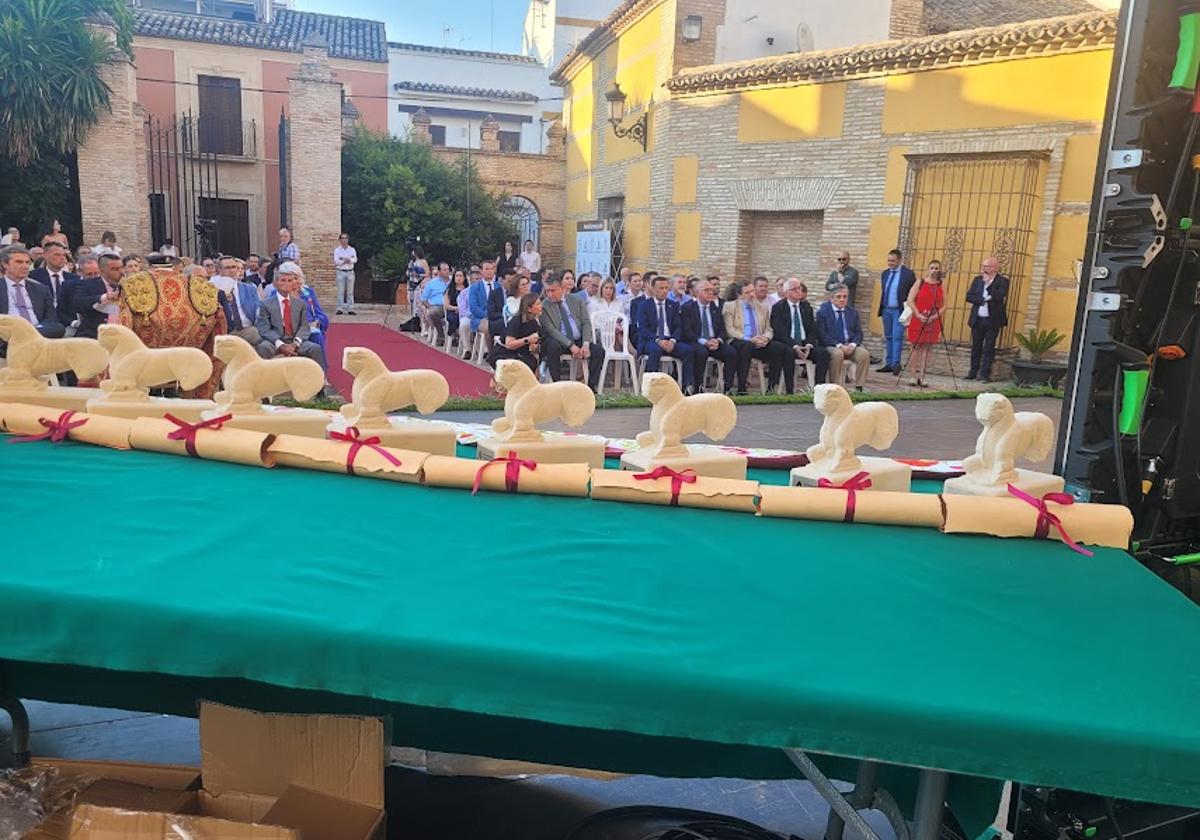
[605,82,648,152]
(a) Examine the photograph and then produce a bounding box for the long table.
[3,441,1200,840]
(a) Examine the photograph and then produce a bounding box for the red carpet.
[325,324,495,398]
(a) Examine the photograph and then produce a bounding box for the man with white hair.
[254,262,326,369]
[769,278,829,392]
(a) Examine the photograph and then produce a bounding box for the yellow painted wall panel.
[1047,214,1089,280]
[605,106,655,164]
[1059,134,1101,203]
[626,161,651,208]
[1037,287,1079,337]
[882,50,1112,134]
[883,147,909,205]
[623,212,652,261]
[616,5,666,67]
[866,215,901,333]
[673,156,698,204]
[567,177,594,216]
[674,212,702,262]
[615,52,657,106]
[737,82,846,143]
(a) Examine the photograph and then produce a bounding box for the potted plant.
[1010,327,1068,387]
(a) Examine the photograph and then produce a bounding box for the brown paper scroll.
[941,493,1132,549]
[269,434,427,483]
[421,454,591,497]
[589,468,759,513]
[0,402,132,450]
[758,485,945,528]
[128,416,275,467]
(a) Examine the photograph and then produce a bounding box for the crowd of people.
[408,243,1012,395]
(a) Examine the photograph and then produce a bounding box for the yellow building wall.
[1046,214,1088,281]
[623,212,653,264]
[882,50,1112,134]
[737,82,847,143]
[1038,288,1079,339]
[883,147,909,205]
[673,155,698,204]
[567,176,594,216]
[626,161,651,208]
[1059,133,1102,203]
[674,212,702,262]
[564,63,594,178]
[866,215,901,334]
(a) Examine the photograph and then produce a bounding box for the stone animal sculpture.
[213,335,325,413]
[490,359,595,442]
[339,346,450,427]
[97,323,212,399]
[961,392,1055,486]
[634,372,737,459]
[0,315,108,388]
[804,384,899,475]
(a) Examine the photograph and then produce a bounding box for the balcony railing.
[180,115,257,159]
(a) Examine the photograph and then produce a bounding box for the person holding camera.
[903,259,946,388]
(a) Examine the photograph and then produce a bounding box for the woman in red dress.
[904,259,945,387]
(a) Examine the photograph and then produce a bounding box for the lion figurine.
[213,335,325,413]
[805,384,899,475]
[97,324,212,400]
[339,347,450,428]
[634,372,737,459]
[0,315,109,389]
[490,359,595,443]
[962,393,1055,486]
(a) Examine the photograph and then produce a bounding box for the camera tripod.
[893,310,959,391]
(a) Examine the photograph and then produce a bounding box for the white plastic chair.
[594,312,639,395]
[751,359,769,395]
[792,356,818,392]
[703,357,725,393]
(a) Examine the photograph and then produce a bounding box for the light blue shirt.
[422,276,450,305]
[884,268,900,309]
[742,302,757,340]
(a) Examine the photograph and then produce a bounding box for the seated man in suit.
[769,278,829,393]
[631,275,702,393]
[486,264,513,341]
[680,278,737,394]
[29,241,78,326]
[539,276,605,391]
[72,253,127,340]
[722,280,786,395]
[0,244,64,357]
[212,255,263,348]
[815,283,870,391]
[254,263,327,369]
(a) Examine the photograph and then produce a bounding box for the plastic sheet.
[0,766,94,840]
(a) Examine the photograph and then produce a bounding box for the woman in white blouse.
[502,274,531,325]
[588,278,625,318]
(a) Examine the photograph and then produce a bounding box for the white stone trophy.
[86,324,215,421]
[620,373,745,479]
[943,393,1064,497]
[791,384,911,492]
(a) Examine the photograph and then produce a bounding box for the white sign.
[576,222,612,277]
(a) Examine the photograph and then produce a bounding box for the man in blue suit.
[213,255,264,350]
[29,241,78,325]
[0,244,64,358]
[680,278,737,394]
[876,248,916,373]
[816,283,870,390]
[483,262,510,340]
[631,275,703,392]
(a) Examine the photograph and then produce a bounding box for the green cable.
[1169,552,1200,566]
[1118,369,1149,436]
[1170,12,1200,91]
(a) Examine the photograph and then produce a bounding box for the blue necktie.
[700,305,711,340]
[560,301,578,341]
[836,308,847,342]
[657,302,667,339]
[745,304,757,338]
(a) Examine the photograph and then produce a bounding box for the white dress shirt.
[519,250,541,273]
[274,294,299,347]
[334,245,357,270]
[978,277,994,318]
[789,302,807,343]
[44,269,66,306]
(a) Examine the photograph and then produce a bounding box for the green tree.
[0,0,134,165]
[341,129,518,278]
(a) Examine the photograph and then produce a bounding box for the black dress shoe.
[964,374,977,381]
[876,365,894,373]
[979,377,991,383]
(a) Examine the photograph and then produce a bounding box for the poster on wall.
[575,221,612,277]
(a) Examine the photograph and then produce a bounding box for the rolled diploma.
[421,455,590,497]
[0,402,132,450]
[589,469,759,513]
[758,485,944,528]
[128,416,275,467]
[941,494,1132,549]
[269,434,426,483]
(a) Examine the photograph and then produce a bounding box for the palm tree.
[0,0,134,165]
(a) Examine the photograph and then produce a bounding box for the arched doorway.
[502,195,540,249]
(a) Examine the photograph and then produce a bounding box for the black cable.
[562,805,792,840]
[1105,797,1128,840]
[1165,112,1200,218]
[1112,364,1129,507]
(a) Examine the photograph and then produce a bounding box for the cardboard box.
[34,702,388,840]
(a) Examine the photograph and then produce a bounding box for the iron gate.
[897,152,1047,348]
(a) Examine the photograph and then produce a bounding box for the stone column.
[287,33,342,302]
[480,115,500,152]
[77,14,150,254]
[546,119,566,160]
[888,0,925,39]
[341,96,361,141]
[410,108,432,145]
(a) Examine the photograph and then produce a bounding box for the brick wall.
[888,0,926,39]
[739,211,825,285]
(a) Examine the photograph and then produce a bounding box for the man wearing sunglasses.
[825,251,859,307]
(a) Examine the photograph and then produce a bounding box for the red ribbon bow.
[329,426,402,475]
[9,410,89,444]
[472,450,538,495]
[1006,484,1094,557]
[634,466,698,506]
[165,413,233,458]
[817,471,873,523]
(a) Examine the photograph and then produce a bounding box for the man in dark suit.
[72,253,124,339]
[29,241,78,324]
[0,244,65,358]
[680,278,737,394]
[255,266,327,368]
[816,283,870,390]
[965,256,1010,382]
[486,267,513,340]
[876,248,917,373]
[770,278,829,392]
[539,276,605,391]
[631,275,702,391]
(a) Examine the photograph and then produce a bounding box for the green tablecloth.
[3,442,1200,836]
